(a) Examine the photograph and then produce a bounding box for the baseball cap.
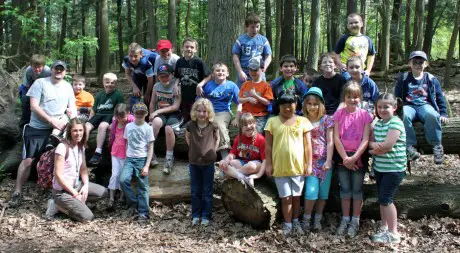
[51,60,67,70]
[409,51,428,61]
[248,57,262,70]
[132,102,148,113]
[303,87,324,104]
[157,64,174,75]
[157,40,173,51]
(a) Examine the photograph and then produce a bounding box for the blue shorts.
[375,170,405,206]
[237,159,262,166]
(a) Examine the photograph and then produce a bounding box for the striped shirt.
[373,116,407,172]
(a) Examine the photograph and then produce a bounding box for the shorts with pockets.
[22,124,52,159]
[88,114,113,128]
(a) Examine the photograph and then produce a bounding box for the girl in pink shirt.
[108,104,134,208]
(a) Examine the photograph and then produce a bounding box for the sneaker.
[49,134,62,147]
[370,226,389,241]
[192,217,200,225]
[301,217,311,232]
[163,156,174,174]
[347,220,359,237]
[240,176,254,189]
[313,217,322,231]
[150,153,159,167]
[8,192,22,208]
[292,220,304,235]
[406,146,420,161]
[174,127,186,137]
[201,218,210,226]
[45,198,57,220]
[137,214,149,224]
[371,230,401,244]
[336,219,348,235]
[433,144,444,165]
[88,152,102,166]
[282,223,292,236]
[107,198,115,210]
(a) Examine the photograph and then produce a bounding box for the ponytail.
[395,97,404,120]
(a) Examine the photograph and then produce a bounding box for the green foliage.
[62,37,99,59]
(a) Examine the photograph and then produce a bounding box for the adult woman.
[46,118,107,221]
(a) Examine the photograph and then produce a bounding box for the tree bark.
[300,0,306,70]
[146,0,155,48]
[404,0,412,58]
[185,0,191,37]
[168,0,177,50]
[0,0,3,55]
[207,0,245,76]
[443,0,460,89]
[379,0,391,71]
[117,0,125,73]
[264,0,273,74]
[306,0,321,71]
[176,0,181,53]
[412,0,424,50]
[59,6,68,55]
[9,0,22,69]
[251,0,260,14]
[330,0,342,51]
[135,0,143,43]
[390,0,402,60]
[99,0,110,80]
[360,0,368,34]
[422,0,436,59]
[347,0,358,16]
[280,0,294,57]
[81,0,87,75]
[273,0,282,77]
[127,0,133,37]
[95,0,100,75]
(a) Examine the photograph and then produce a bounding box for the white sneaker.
[336,219,348,235]
[192,217,200,226]
[45,198,57,220]
[292,220,304,235]
[313,217,322,231]
[163,156,174,174]
[433,144,444,165]
[283,223,292,236]
[347,220,359,237]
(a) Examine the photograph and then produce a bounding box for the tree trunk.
[306,0,321,71]
[0,0,4,55]
[127,0,133,37]
[81,1,87,75]
[294,0,299,59]
[185,0,191,37]
[273,0,282,77]
[251,0,260,14]
[379,0,391,71]
[168,0,177,50]
[135,0,143,43]
[117,0,125,73]
[330,0,342,51]
[59,6,68,55]
[360,0,368,34]
[95,1,100,75]
[404,0,412,58]
[280,0,294,57]
[176,0,181,54]
[146,0,155,47]
[99,0,110,80]
[153,0,159,47]
[300,0,306,70]
[9,0,22,70]
[390,0,402,60]
[443,0,460,89]
[422,0,436,59]
[347,0,358,16]
[207,0,245,77]
[412,0,424,50]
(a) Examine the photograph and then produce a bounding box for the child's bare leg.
[222,164,240,179]
[304,199,316,215]
[383,203,398,233]
[341,199,351,217]
[315,199,327,215]
[352,199,363,217]
[238,161,261,175]
[379,205,387,228]
[281,197,293,223]
[152,118,163,138]
[85,123,95,142]
[96,122,110,149]
[292,196,301,220]
[165,126,175,152]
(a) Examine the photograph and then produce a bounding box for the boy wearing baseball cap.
[119,102,154,223]
[153,40,180,79]
[395,50,448,165]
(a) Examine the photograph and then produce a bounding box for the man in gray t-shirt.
[9,60,77,208]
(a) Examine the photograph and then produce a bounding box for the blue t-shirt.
[405,75,428,106]
[203,80,239,113]
[122,48,155,79]
[232,34,272,72]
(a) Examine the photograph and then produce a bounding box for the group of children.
[19,11,448,245]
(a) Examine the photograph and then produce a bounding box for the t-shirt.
[312,74,347,115]
[124,122,155,158]
[405,74,428,106]
[344,73,379,116]
[27,77,76,129]
[186,121,219,166]
[230,133,266,162]
[373,116,407,173]
[310,115,334,180]
[232,34,272,73]
[92,89,124,115]
[174,56,210,103]
[75,90,95,110]
[153,54,180,75]
[52,143,84,191]
[264,116,313,177]
[283,79,295,90]
[111,123,128,159]
[333,107,373,153]
[239,80,273,116]
[122,48,155,78]
[203,80,239,113]
[334,34,376,69]
[153,81,177,111]
[23,66,51,88]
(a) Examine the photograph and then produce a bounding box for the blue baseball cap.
[303,87,324,104]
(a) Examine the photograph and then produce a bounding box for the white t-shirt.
[52,143,84,191]
[153,54,180,75]
[27,77,76,129]
[124,122,155,158]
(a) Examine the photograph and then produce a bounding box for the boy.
[334,13,376,76]
[153,40,180,80]
[119,102,154,223]
[87,73,125,165]
[174,38,211,125]
[395,51,448,165]
[301,68,320,89]
[239,57,274,133]
[270,55,307,116]
[19,54,51,128]
[232,13,272,87]
[122,43,155,109]
[72,75,94,122]
[149,64,182,173]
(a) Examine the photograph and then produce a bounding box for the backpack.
[37,143,69,189]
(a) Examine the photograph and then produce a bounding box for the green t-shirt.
[92,89,125,115]
[283,79,295,91]
[373,116,407,172]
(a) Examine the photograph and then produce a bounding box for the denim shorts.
[374,170,405,206]
[237,159,262,166]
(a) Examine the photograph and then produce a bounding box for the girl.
[185,98,220,226]
[202,62,241,159]
[311,53,347,116]
[369,93,406,244]
[301,87,334,232]
[218,113,266,188]
[108,103,134,208]
[265,89,313,236]
[46,118,107,221]
[334,81,373,237]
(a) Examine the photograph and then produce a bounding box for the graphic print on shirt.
[97,99,114,111]
[407,81,428,104]
[237,142,260,160]
[127,128,146,152]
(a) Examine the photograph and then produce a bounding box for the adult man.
[9,60,77,207]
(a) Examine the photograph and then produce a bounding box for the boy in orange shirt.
[72,75,94,122]
[239,58,274,133]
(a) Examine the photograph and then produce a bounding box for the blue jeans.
[304,168,333,200]
[337,166,365,200]
[120,157,149,216]
[403,104,442,146]
[374,170,405,206]
[189,164,214,220]
[255,115,268,134]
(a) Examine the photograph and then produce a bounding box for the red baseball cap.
[157,40,173,51]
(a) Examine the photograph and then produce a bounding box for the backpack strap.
[60,141,70,160]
